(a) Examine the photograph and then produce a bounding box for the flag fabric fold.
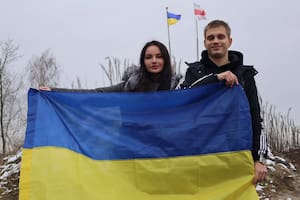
[167,11,181,25]
[19,83,259,200]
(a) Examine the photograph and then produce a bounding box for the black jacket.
[181,50,267,161]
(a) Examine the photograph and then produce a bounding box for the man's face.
[204,26,232,59]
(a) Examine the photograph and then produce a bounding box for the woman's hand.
[39,86,51,91]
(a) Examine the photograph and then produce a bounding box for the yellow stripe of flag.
[20,148,257,200]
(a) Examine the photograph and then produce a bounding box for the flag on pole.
[19,83,259,200]
[167,11,181,25]
[194,3,206,20]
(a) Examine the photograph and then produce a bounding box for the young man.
[181,19,267,184]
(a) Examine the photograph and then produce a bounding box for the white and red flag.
[194,3,206,20]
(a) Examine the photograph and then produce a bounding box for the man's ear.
[229,37,233,47]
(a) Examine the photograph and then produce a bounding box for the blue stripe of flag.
[24,83,252,160]
[167,12,181,20]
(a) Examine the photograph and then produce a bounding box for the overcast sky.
[1,0,300,124]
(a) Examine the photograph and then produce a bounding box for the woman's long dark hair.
[135,40,172,92]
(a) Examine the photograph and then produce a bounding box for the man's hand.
[253,161,267,184]
[217,71,239,87]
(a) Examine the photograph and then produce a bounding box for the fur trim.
[121,65,140,91]
[121,65,183,91]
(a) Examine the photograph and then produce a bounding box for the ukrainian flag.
[19,83,259,200]
[167,11,181,25]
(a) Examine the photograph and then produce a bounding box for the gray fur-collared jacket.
[52,65,183,92]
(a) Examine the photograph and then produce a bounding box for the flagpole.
[195,18,199,61]
[166,7,172,60]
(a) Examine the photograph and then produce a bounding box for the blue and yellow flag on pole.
[19,83,259,200]
[167,11,181,25]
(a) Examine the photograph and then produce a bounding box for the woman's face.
[144,45,164,75]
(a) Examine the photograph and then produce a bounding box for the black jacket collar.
[200,50,244,72]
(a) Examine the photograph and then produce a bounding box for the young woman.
[40,40,182,92]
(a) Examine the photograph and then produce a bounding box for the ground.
[257,149,300,200]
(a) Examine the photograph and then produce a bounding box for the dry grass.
[261,101,300,152]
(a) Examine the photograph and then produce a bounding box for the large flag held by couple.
[19,83,259,200]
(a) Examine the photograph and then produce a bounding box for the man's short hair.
[204,20,231,38]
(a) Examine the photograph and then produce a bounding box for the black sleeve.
[243,73,264,161]
[94,82,125,92]
[51,82,125,93]
[181,66,218,89]
[180,67,199,89]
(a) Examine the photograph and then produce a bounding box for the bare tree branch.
[27,49,60,88]
[0,40,23,155]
